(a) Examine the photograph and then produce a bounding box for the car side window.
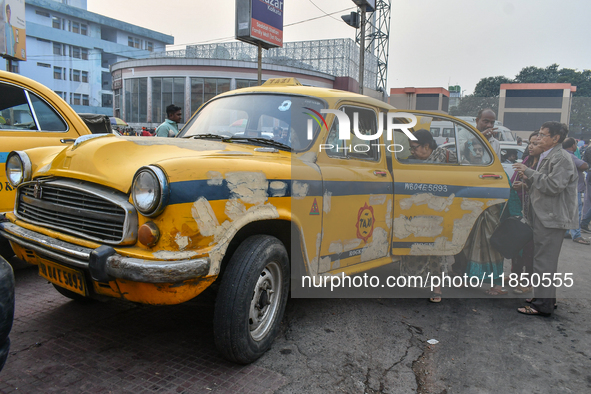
[0,83,37,131]
[28,93,68,132]
[455,124,493,165]
[325,106,379,161]
[393,116,492,166]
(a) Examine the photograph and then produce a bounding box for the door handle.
[479,174,503,179]
[373,170,387,177]
[60,139,76,144]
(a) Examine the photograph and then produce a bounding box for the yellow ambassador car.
[0,71,91,259]
[0,78,509,363]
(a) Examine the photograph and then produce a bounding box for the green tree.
[450,65,591,134]
[473,76,514,97]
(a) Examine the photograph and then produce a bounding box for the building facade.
[498,83,576,139]
[389,87,450,113]
[111,39,385,128]
[15,0,173,115]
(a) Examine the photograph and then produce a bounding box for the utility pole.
[358,8,366,95]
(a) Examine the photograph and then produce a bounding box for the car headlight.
[6,151,32,187]
[131,166,169,217]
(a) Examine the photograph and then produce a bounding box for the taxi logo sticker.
[310,198,320,215]
[356,203,375,242]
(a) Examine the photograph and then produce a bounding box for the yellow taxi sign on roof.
[262,77,303,87]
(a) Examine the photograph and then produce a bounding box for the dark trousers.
[531,210,565,315]
[511,240,534,276]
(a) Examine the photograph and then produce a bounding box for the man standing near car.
[475,108,501,159]
[513,122,578,316]
[156,104,182,137]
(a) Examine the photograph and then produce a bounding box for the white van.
[429,120,456,145]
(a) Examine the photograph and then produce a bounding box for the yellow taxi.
[0,70,91,258]
[0,78,509,363]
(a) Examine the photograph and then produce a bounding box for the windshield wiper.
[185,133,229,140]
[226,137,291,151]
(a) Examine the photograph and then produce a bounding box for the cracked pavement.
[1,239,590,393]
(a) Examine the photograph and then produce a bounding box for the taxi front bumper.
[0,222,210,284]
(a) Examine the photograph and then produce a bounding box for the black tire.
[0,236,15,261]
[52,283,94,303]
[213,235,289,364]
[0,256,15,361]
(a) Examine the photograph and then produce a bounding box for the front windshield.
[179,94,326,151]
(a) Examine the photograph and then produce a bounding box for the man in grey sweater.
[513,121,578,316]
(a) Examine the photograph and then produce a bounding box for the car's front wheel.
[213,235,289,364]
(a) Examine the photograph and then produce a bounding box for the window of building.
[146,41,153,52]
[82,95,89,106]
[81,48,89,60]
[152,77,186,122]
[102,94,113,108]
[54,67,63,80]
[72,70,81,82]
[81,24,88,36]
[125,78,148,123]
[72,46,81,59]
[114,89,121,118]
[128,37,141,49]
[190,78,231,116]
[52,17,61,29]
[10,62,19,74]
[54,91,65,100]
[72,22,80,34]
[72,93,81,106]
[81,71,88,83]
[236,79,259,89]
[37,63,51,68]
[416,94,440,111]
[35,10,50,17]
[53,43,62,55]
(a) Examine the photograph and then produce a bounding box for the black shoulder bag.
[490,183,533,259]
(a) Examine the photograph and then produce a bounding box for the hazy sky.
[87,0,591,94]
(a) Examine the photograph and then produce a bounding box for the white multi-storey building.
[15,0,173,115]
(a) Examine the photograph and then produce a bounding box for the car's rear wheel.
[52,284,94,303]
[213,235,289,364]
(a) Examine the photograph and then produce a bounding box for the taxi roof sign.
[262,78,303,87]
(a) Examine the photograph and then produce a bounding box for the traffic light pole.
[257,42,262,86]
[358,8,366,95]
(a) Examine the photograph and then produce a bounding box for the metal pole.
[257,42,262,86]
[358,8,366,95]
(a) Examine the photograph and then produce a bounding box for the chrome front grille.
[16,179,137,245]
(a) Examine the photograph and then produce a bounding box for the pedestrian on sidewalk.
[508,132,542,294]
[156,104,182,137]
[513,121,578,316]
[562,137,590,244]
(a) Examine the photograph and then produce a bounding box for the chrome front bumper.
[0,222,210,283]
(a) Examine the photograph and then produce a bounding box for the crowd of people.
[418,108,587,317]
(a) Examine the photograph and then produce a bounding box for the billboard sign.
[236,0,284,49]
[1,0,26,61]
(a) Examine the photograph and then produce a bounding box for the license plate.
[38,259,86,296]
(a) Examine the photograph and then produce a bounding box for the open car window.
[0,83,37,131]
[393,114,492,166]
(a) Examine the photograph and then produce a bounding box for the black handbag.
[490,183,533,259]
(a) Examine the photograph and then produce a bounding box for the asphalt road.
[0,238,589,393]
